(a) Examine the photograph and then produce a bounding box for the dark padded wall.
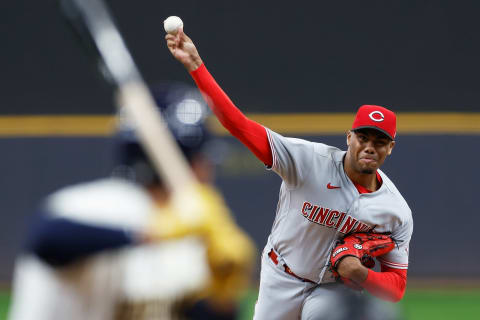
[2,0,480,114]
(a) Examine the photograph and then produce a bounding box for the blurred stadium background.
[1,0,480,319]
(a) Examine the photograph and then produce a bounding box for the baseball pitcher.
[165,27,413,320]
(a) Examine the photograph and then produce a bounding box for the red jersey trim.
[377,257,409,269]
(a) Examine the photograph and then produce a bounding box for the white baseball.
[164,16,184,35]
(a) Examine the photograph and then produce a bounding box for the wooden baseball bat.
[59,0,197,195]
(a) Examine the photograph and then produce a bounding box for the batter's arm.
[25,213,139,267]
[165,30,273,166]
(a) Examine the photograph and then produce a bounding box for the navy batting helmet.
[113,82,210,185]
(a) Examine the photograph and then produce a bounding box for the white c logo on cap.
[369,111,384,122]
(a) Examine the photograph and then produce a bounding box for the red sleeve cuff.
[361,268,407,302]
[190,63,206,77]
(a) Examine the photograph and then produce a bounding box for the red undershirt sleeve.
[361,265,407,302]
[190,64,273,167]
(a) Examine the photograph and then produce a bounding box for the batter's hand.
[165,28,203,72]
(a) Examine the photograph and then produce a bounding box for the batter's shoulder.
[45,178,153,230]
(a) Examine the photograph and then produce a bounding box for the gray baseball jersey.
[265,129,413,283]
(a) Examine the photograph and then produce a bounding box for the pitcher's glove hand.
[329,232,396,289]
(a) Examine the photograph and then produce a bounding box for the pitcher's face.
[346,129,395,174]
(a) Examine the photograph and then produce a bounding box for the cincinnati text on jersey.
[301,201,374,234]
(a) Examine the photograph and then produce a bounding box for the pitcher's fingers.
[165,34,176,41]
[166,39,177,49]
[178,27,192,42]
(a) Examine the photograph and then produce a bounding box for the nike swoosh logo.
[327,183,341,189]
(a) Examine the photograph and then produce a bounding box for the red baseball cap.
[351,105,396,140]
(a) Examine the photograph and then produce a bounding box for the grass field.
[0,292,9,320]
[237,287,480,320]
[399,288,480,320]
[1,287,480,320]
